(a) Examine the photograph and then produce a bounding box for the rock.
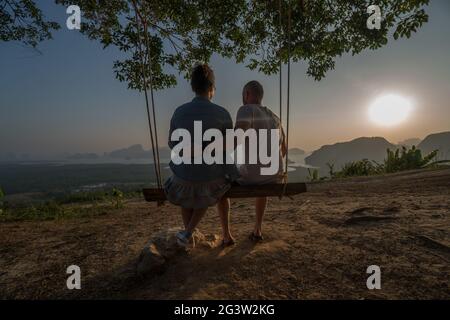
[193,232,220,249]
[136,242,166,276]
[136,228,220,276]
[136,228,180,277]
[151,227,183,258]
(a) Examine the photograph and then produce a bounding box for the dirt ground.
[1,168,449,299]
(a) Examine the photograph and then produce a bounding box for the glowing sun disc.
[369,94,412,126]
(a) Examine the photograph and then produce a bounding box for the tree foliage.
[335,158,381,177]
[0,0,60,47]
[54,0,429,90]
[2,1,429,89]
[383,145,437,173]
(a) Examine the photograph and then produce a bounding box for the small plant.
[326,162,335,178]
[334,146,441,179]
[0,187,4,214]
[336,159,379,177]
[307,168,320,182]
[111,188,124,209]
[384,146,438,173]
[57,191,108,204]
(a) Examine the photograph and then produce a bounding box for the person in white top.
[234,80,287,241]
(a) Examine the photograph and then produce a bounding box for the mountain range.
[305,137,396,171]
[106,144,172,161]
[305,131,450,173]
[417,131,450,160]
[2,132,449,166]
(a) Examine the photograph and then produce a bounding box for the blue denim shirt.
[168,96,239,182]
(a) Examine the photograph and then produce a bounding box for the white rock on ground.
[136,228,220,276]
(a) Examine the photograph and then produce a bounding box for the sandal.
[176,230,192,247]
[221,238,235,248]
[249,232,264,242]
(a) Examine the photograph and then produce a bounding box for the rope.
[132,0,162,190]
[279,0,292,199]
[142,16,163,189]
[285,1,291,178]
[278,0,283,122]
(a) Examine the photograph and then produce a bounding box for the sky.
[1,1,450,158]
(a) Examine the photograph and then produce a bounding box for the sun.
[369,94,412,126]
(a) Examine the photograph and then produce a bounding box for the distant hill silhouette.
[67,153,99,160]
[398,138,422,147]
[106,144,171,161]
[3,132,448,164]
[288,148,306,155]
[418,131,450,160]
[305,137,396,172]
[107,144,150,159]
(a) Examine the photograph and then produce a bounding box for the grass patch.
[0,187,142,222]
[0,201,120,222]
[55,189,141,204]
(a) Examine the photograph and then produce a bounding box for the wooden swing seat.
[143,182,307,202]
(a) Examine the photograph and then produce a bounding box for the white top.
[234,104,285,185]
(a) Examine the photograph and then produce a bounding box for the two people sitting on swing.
[164,63,287,247]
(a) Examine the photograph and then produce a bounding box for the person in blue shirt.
[165,64,238,247]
